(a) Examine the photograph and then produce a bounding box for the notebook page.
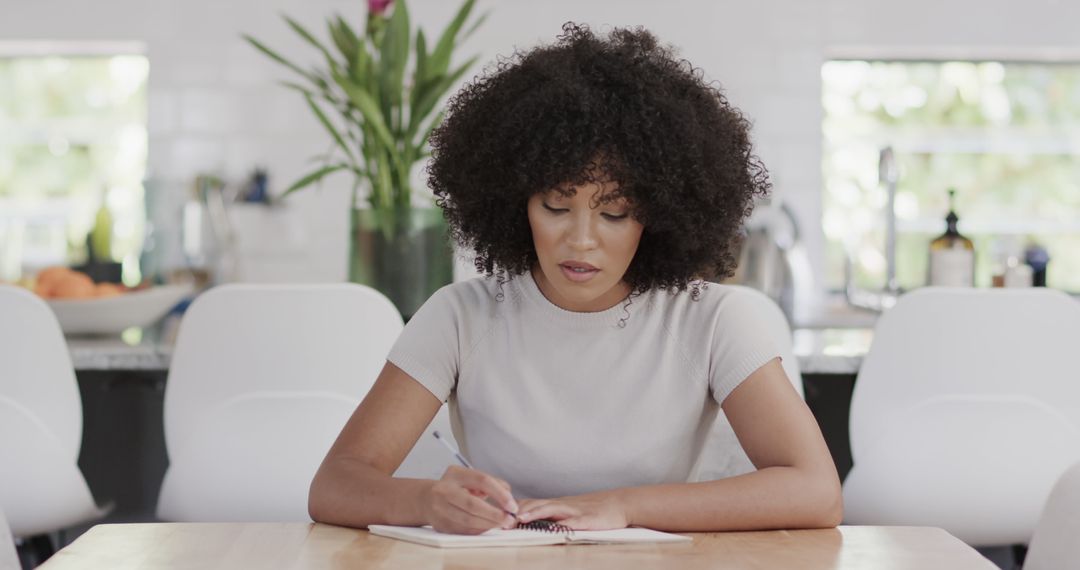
[368,525,691,548]
[368,525,567,548]
[568,528,692,544]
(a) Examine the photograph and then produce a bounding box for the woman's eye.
[542,202,626,220]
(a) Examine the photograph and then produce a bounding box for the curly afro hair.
[427,22,770,295]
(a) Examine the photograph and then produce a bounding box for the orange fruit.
[95,283,125,298]
[52,271,96,299]
[34,281,55,298]
[36,266,74,287]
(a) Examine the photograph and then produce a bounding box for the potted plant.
[245,0,484,319]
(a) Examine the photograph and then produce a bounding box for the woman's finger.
[557,515,613,530]
[445,486,515,527]
[516,498,548,514]
[438,501,500,535]
[518,502,579,523]
[450,468,519,514]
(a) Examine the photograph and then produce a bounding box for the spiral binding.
[517,519,574,536]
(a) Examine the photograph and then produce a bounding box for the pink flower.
[368,0,393,16]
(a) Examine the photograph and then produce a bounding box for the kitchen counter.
[793,328,873,375]
[67,321,873,375]
[66,316,179,372]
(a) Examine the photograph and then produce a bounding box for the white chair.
[156,283,454,522]
[692,285,804,481]
[843,287,1080,546]
[0,286,107,538]
[0,507,19,570]
[1024,461,1080,570]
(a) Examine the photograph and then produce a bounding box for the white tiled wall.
[4,0,1080,294]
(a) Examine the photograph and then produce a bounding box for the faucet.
[843,146,902,312]
[879,146,901,296]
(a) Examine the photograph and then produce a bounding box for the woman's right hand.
[421,465,520,534]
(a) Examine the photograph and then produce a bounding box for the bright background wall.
[3,0,1080,303]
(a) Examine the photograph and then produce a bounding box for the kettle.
[721,199,814,325]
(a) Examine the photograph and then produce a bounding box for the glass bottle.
[927,188,975,287]
[1024,241,1050,287]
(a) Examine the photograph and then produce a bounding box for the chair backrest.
[164,283,402,451]
[0,507,18,570]
[692,285,803,481]
[842,394,1080,545]
[0,285,81,458]
[850,287,1080,461]
[159,283,403,521]
[1025,461,1080,570]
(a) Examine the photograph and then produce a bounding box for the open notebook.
[368,523,691,548]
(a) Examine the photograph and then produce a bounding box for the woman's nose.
[566,215,599,250]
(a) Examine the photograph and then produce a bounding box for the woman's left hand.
[516,492,629,530]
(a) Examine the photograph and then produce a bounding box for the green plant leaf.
[279,80,315,96]
[350,39,371,87]
[243,35,325,88]
[339,77,396,153]
[305,94,353,162]
[281,81,347,119]
[284,15,348,82]
[412,29,428,109]
[429,0,475,79]
[283,163,351,196]
[327,70,371,149]
[404,107,444,167]
[283,15,333,62]
[328,15,358,64]
[407,55,478,143]
[417,109,445,151]
[375,150,393,209]
[378,0,410,124]
[358,123,375,165]
[461,10,489,43]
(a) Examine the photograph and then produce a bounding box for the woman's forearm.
[615,465,843,532]
[308,456,434,528]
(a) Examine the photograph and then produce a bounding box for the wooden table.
[40,523,995,569]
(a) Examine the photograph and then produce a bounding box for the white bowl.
[47,284,194,335]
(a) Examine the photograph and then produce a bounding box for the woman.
[309,23,842,535]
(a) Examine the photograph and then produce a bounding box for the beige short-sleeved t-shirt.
[387,272,784,499]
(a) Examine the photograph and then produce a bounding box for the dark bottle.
[1024,242,1050,287]
[927,189,975,287]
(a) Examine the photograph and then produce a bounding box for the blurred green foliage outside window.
[823,60,1080,293]
[0,52,148,282]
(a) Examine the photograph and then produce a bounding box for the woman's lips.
[559,263,599,283]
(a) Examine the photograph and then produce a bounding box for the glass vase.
[349,206,454,321]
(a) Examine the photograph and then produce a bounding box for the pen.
[432,430,519,520]
[432,430,475,469]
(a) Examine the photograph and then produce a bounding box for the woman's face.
[527,181,645,312]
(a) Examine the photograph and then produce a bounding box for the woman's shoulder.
[423,276,505,316]
[647,282,785,328]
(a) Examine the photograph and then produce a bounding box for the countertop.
[67,316,179,372]
[67,317,873,375]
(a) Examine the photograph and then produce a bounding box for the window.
[822,60,1080,292]
[0,43,148,283]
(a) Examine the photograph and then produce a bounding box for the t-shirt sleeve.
[707,287,789,405]
[386,285,460,402]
